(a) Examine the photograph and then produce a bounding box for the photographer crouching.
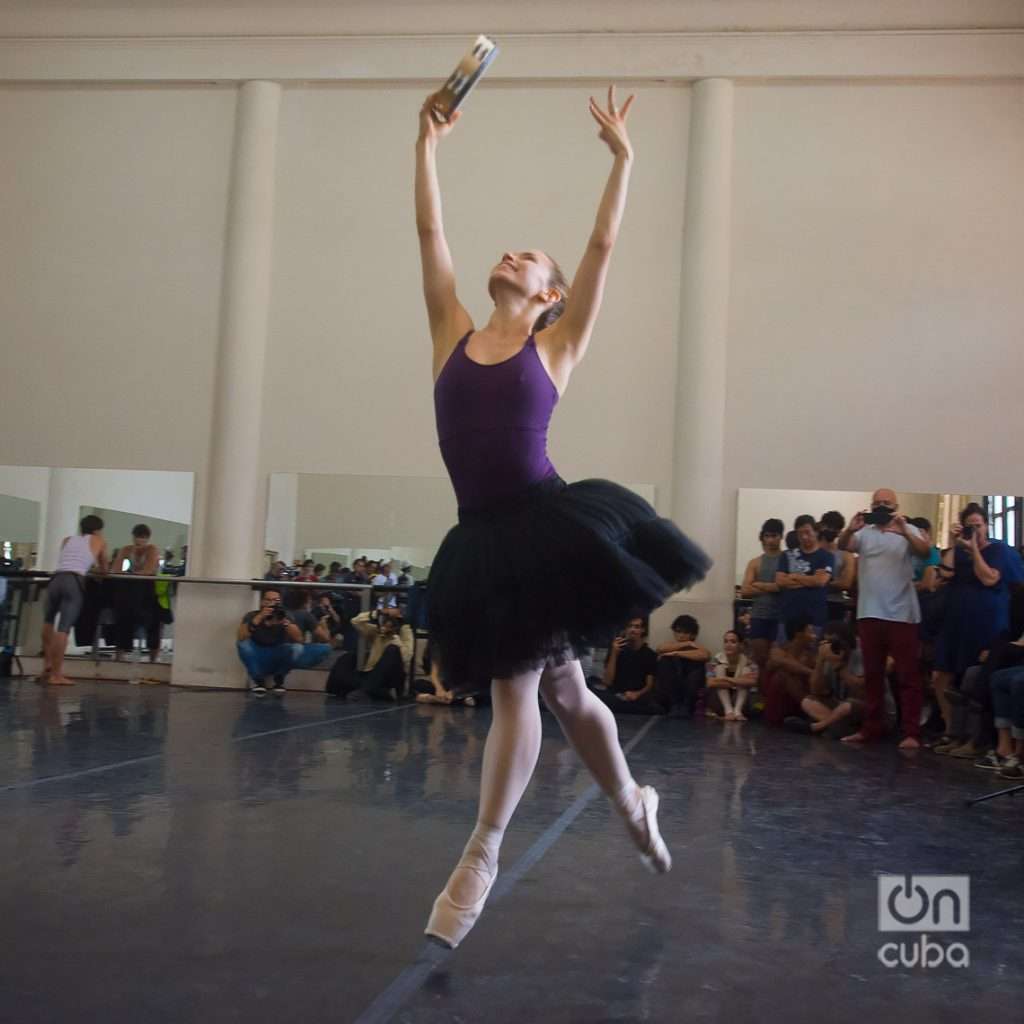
[237,588,332,697]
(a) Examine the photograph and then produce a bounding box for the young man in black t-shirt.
[594,617,660,714]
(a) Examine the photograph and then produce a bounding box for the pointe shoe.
[630,785,672,875]
[424,866,498,949]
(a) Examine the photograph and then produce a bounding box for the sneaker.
[974,750,1008,771]
[272,675,286,695]
[250,682,267,697]
[997,758,1023,780]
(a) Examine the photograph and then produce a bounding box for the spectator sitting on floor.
[705,630,758,721]
[981,657,1024,778]
[937,586,1024,760]
[237,589,332,697]
[326,607,413,701]
[769,618,856,736]
[654,614,711,719]
[282,587,332,641]
[314,592,344,639]
[776,515,835,638]
[593,616,660,714]
[414,642,482,706]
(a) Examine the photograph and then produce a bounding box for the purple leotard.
[434,332,560,511]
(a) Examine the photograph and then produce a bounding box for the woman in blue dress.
[931,501,1024,739]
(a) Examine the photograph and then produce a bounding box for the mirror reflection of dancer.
[416,86,711,948]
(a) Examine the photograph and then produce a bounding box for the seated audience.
[979,660,1024,778]
[237,589,332,696]
[776,515,835,638]
[740,518,784,670]
[326,607,413,701]
[654,615,711,718]
[705,629,758,721]
[768,618,857,736]
[593,616,660,714]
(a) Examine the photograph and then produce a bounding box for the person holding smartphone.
[929,502,1024,749]
[836,489,930,748]
[593,617,659,713]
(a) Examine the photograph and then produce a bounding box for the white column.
[174,80,281,690]
[665,78,734,631]
[39,468,80,570]
[199,79,282,579]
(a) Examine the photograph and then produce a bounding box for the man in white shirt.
[837,489,932,749]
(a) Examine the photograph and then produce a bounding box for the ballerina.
[415,85,711,948]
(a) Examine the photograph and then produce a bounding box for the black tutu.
[427,476,712,690]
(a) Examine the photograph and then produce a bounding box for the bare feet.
[841,731,867,744]
[734,713,748,722]
[898,736,921,750]
[47,675,75,686]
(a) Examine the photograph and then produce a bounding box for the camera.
[961,525,974,540]
[268,602,288,621]
[864,507,894,526]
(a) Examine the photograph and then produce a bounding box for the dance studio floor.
[1,678,1021,1024]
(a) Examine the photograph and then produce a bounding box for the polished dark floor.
[1,677,1021,1024]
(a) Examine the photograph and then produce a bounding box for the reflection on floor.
[1,678,1021,1024]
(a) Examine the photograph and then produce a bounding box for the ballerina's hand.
[418,92,461,143]
[588,85,635,159]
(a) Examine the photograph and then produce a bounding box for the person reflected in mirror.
[40,515,108,686]
[296,559,319,582]
[740,518,785,671]
[110,524,162,664]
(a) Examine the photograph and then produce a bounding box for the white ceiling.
[1,0,1022,38]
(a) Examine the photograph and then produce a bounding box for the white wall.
[0,87,234,472]
[718,81,1024,591]
[262,84,689,513]
[0,44,1020,612]
[264,472,298,563]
